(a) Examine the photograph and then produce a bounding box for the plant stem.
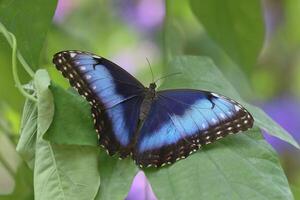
[10,33,37,102]
[0,22,35,77]
[0,22,37,102]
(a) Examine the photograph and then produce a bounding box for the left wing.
[53,50,145,158]
[134,89,253,167]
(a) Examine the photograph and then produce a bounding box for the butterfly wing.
[53,50,145,157]
[134,89,253,167]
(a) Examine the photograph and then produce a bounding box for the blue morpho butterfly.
[53,50,254,168]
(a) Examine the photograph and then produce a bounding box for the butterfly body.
[53,50,254,168]
[139,83,157,121]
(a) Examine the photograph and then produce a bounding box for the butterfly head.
[149,83,157,90]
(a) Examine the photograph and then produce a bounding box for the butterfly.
[53,50,254,168]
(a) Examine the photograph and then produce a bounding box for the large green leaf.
[143,57,296,199]
[0,0,58,69]
[33,143,100,200]
[160,56,299,149]
[145,55,296,199]
[16,98,37,169]
[145,128,293,200]
[33,70,100,200]
[44,85,98,146]
[189,0,264,71]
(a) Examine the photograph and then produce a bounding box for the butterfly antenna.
[146,58,155,83]
[154,72,182,83]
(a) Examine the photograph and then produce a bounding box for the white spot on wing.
[86,75,91,79]
[93,55,101,59]
[70,52,77,58]
[234,105,241,111]
[211,93,220,97]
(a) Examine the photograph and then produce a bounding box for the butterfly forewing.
[53,50,145,157]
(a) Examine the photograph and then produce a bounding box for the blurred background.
[0,0,300,199]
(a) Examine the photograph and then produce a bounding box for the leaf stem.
[0,22,35,77]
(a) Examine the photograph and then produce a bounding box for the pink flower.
[126,171,157,200]
[53,0,78,24]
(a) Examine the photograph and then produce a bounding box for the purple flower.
[263,0,284,43]
[111,41,160,74]
[126,171,157,200]
[53,0,78,24]
[117,0,165,30]
[261,95,300,152]
[136,0,165,29]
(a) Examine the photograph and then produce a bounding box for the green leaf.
[34,144,100,200]
[34,70,54,136]
[189,0,264,71]
[44,85,98,146]
[0,0,58,69]
[160,56,299,149]
[16,98,37,169]
[244,103,300,149]
[95,154,138,200]
[33,70,100,200]
[145,128,293,200]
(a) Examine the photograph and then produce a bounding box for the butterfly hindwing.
[53,50,145,157]
[92,95,144,157]
[134,89,253,167]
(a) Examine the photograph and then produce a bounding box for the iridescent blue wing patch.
[53,50,145,157]
[134,89,253,167]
